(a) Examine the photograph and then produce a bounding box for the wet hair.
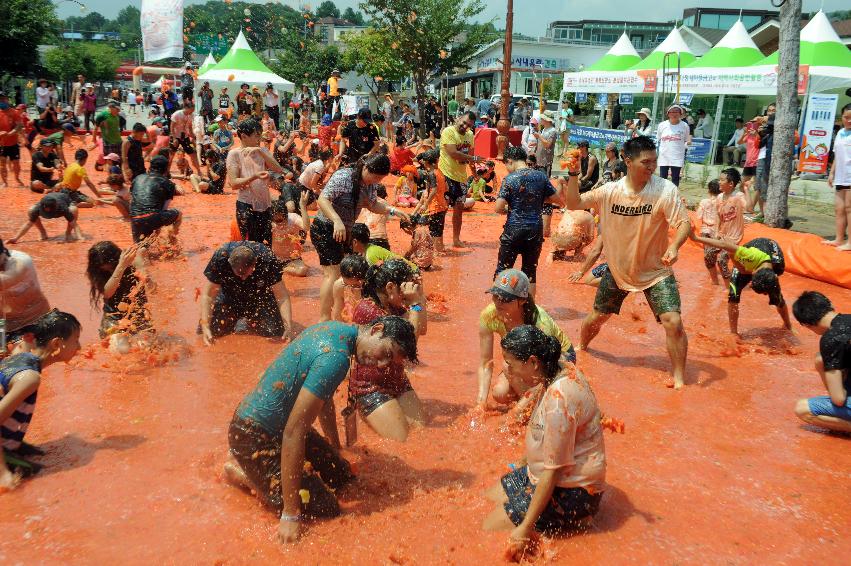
[420,148,440,165]
[106,174,124,187]
[351,153,391,208]
[86,241,121,307]
[504,145,527,162]
[318,148,334,161]
[205,148,220,161]
[500,325,562,384]
[340,254,369,280]
[351,222,371,245]
[74,148,88,161]
[236,117,262,137]
[362,259,415,307]
[24,310,82,348]
[622,136,656,160]
[376,185,388,199]
[720,167,741,187]
[525,154,537,165]
[379,143,389,155]
[149,155,168,174]
[132,122,147,133]
[395,134,406,146]
[156,147,170,160]
[792,291,834,325]
[613,161,627,176]
[272,198,288,216]
[368,315,418,363]
[228,245,257,273]
[751,268,779,296]
[707,179,721,195]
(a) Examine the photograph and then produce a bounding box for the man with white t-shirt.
[656,104,692,187]
[562,135,691,389]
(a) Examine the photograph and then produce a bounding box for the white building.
[447,38,611,100]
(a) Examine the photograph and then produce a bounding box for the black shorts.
[369,237,390,251]
[228,416,353,517]
[502,466,602,533]
[742,166,757,177]
[444,178,467,206]
[169,136,195,154]
[59,188,91,204]
[425,210,447,238]
[0,145,20,160]
[310,217,350,266]
[235,201,272,246]
[496,224,545,282]
[209,291,285,338]
[728,268,785,306]
[836,185,850,192]
[353,382,414,418]
[131,209,180,242]
[31,178,58,191]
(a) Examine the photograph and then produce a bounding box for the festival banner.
[798,93,839,174]
[685,138,713,164]
[569,126,712,164]
[141,0,184,62]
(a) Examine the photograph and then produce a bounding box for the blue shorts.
[591,263,609,279]
[808,396,851,422]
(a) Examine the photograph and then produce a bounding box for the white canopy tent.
[197,31,294,93]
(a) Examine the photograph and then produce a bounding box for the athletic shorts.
[502,466,602,533]
[728,268,785,306]
[169,136,195,154]
[310,217,350,266]
[102,143,122,161]
[425,210,447,238]
[131,209,180,242]
[353,383,414,418]
[0,145,21,160]
[228,416,353,516]
[807,396,851,422]
[31,178,58,191]
[59,188,91,204]
[444,178,468,206]
[594,271,681,319]
[836,185,850,192]
[495,224,545,283]
[742,166,756,177]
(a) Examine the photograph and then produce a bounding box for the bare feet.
[838,243,851,252]
[664,377,684,390]
[223,459,252,491]
[452,240,466,248]
[822,239,842,246]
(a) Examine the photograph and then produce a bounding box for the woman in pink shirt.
[739,120,761,213]
[482,325,606,557]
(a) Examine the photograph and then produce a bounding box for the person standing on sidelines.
[656,104,691,187]
[438,112,482,248]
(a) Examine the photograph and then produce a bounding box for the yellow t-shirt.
[479,304,574,358]
[438,125,474,182]
[733,246,771,273]
[62,162,87,190]
[328,76,339,97]
[364,244,418,271]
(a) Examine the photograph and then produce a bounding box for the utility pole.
[496,0,513,161]
[765,0,801,228]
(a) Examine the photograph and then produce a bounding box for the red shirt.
[349,299,411,396]
[390,147,414,172]
[0,108,23,147]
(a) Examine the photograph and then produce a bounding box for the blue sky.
[57,0,850,36]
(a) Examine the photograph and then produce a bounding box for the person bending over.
[8,192,81,243]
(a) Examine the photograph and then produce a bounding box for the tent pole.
[709,94,725,165]
[651,89,660,128]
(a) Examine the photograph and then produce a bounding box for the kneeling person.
[791,291,851,434]
[223,317,418,544]
[199,241,293,344]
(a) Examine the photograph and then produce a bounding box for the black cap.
[357,107,373,122]
[40,138,56,146]
[266,82,273,88]
[578,140,590,148]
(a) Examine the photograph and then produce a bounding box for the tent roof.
[586,33,642,71]
[630,28,696,70]
[198,53,217,76]
[688,20,765,68]
[198,30,294,92]
[759,10,851,68]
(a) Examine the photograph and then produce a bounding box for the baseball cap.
[104,153,121,162]
[485,269,530,301]
[357,107,373,122]
[40,138,56,146]
[62,123,76,132]
[107,101,120,109]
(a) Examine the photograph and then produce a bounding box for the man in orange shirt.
[0,91,24,187]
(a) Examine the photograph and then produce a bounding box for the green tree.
[65,11,108,34]
[0,0,60,77]
[342,7,365,26]
[360,0,492,131]
[44,42,121,82]
[316,1,341,19]
[343,29,407,102]
[267,35,350,94]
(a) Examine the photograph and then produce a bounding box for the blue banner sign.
[569,126,712,164]
[686,137,712,163]
[619,93,633,105]
[576,92,587,103]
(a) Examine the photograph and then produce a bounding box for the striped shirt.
[0,353,41,451]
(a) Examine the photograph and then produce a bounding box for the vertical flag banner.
[798,93,838,174]
[141,0,184,62]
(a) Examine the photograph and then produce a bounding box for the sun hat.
[667,104,683,114]
[539,111,555,123]
[104,153,121,162]
[636,107,652,118]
